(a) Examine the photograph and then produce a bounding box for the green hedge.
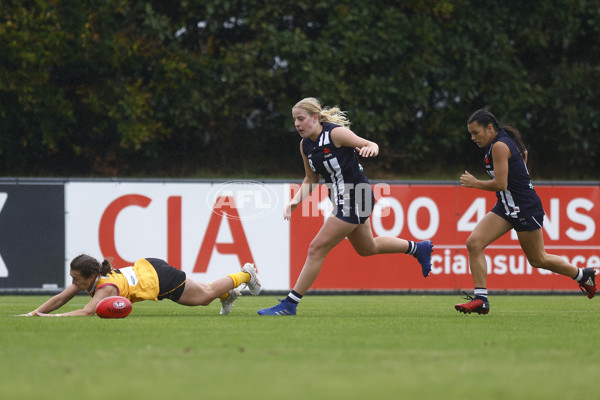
[1,0,598,178]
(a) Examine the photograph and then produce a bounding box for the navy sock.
[286,290,303,304]
[405,241,416,256]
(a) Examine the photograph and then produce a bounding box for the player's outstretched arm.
[284,142,320,221]
[36,286,117,317]
[16,284,81,316]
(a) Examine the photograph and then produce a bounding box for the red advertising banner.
[289,184,600,292]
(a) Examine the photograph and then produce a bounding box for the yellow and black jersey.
[91,258,160,303]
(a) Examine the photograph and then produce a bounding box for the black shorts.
[331,183,375,225]
[147,258,187,302]
[491,203,544,232]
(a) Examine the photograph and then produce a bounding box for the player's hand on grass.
[16,310,39,317]
[35,312,62,317]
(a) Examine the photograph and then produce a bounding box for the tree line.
[1,0,599,179]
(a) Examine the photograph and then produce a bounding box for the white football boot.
[241,263,262,296]
[220,286,242,315]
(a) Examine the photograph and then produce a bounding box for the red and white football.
[95,296,132,319]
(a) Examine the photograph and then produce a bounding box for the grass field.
[1,294,597,400]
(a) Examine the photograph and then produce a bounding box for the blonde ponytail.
[293,97,351,128]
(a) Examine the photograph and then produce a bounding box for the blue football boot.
[257,299,297,316]
[414,240,434,277]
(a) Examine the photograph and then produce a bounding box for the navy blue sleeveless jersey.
[302,122,374,223]
[485,129,544,219]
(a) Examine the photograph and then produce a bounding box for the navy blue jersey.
[484,129,544,218]
[302,122,373,223]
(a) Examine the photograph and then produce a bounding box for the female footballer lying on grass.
[17,254,261,317]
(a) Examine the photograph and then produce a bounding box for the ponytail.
[100,259,114,275]
[293,97,351,128]
[500,124,527,158]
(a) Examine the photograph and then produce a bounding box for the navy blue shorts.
[330,183,375,225]
[491,203,544,232]
[147,258,187,302]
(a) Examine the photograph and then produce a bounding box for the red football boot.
[455,293,490,315]
[578,267,597,299]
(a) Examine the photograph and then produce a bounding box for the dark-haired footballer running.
[18,255,261,317]
[257,97,434,316]
[455,109,596,315]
